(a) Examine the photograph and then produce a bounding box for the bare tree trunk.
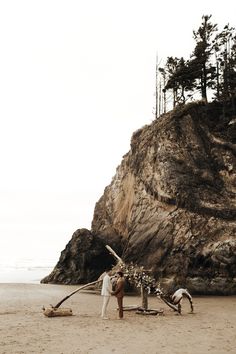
[155,53,159,119]
[159,81,162,115]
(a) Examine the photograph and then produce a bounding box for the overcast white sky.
[0,0,235,266]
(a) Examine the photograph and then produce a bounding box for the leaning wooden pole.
[105,245,124,265]
[54,280,101,309]
[159,295,178,312]
[43,279,102,317]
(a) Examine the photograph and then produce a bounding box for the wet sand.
[0,283,235,354]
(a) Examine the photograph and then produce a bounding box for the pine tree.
[213,24,236,99]
[160,57,180,108]
[161,57,196,108]
[155,15,236,112]
[191,15,218,101]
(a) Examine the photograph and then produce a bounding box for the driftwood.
[136,308,164,316]
[43,307,73,317]
[43,280,101,317]
[158,295,178,312]
[54,280,101,309]
[122,305,140,311]
[105,245,124,265]
[122,305,164,316]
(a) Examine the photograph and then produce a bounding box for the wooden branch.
[54,280,101,309]
[159,295,178,312]
[105,245,124,264]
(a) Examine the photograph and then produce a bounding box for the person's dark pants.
[117,297,123,318]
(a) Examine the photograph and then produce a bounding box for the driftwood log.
[43,307,73,317]
[43,280,101,317]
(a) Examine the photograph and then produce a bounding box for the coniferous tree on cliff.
[162,57,196,107]
[158,14,236,110]
[159,57,179,109]
[213,24,236,100]
[190,15,218,102]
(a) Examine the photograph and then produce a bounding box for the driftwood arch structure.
[43,245,193,317]
[106,245,194,315]
[106,245,177,315]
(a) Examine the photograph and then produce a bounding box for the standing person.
[112,271,125,319]
[101,268,112,319]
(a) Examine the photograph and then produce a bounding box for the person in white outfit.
[101,268,112,319]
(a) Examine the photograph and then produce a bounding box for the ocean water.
[0,258,56,283]
[0,191,92,284]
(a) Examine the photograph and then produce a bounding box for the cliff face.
[42,99,236,294]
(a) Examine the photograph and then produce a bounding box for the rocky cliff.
[42,99,236,294]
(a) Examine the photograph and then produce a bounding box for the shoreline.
[0,265,54,284]
[0,283,235,353]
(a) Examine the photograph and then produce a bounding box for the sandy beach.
[0,284,235,354]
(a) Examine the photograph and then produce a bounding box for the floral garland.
[118,262,160,294]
